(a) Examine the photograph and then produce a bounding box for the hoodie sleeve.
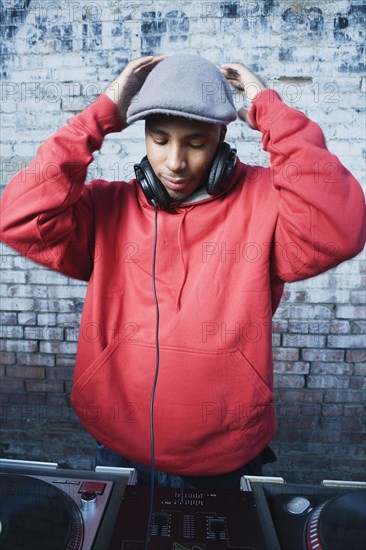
[0,94,125,281]
[249,90,365,282]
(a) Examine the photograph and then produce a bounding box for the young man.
[1,55,364,490]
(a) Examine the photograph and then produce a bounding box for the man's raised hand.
[104,55,167,125]
[221,63,267,128]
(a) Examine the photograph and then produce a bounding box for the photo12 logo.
[202,321,270,344]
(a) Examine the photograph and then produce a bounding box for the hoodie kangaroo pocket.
[71,342,274,468]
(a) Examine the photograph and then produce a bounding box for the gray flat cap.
[126,54,237,125]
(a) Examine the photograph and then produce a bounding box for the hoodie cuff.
[248,89,285,131]
[70,93,126,143]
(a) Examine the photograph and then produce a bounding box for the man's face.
[145,115,226,201]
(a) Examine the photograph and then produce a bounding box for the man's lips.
[161,177,193,191]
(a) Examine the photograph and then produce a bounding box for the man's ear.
[220,125,227,141]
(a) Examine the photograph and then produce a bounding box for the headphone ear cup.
[206,142,237,196]
[134,156,171,210]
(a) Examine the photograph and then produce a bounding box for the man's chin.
[163,180,204,202]
[166,189,192,202]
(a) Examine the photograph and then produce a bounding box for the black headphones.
[134,142,237,210]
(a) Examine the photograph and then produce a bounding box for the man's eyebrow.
[147,126,211,139]
[147,126,169,136]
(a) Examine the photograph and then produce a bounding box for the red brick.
[341,432,366,444]
[56,354,76,367]
[0,312,17,325]
[282,333,326,347]
[274,374,305,388]
[6,366,45,379]
[17,352,55,367]
[281,290,306,302]
[277,416,320,432]
[34,299,75,313]
[272,319,288,332]
[273,347,299,361]
[288,320,309,332]
[0,392,46,405]
[346,350,366,362]
[277,426,341,444]
[6,284,47,298]
[353,321,366,333]
[310,362,353,375]
[39,341,77,354]
[1,378,25,391]
[302,348,345,362]
[0,352,16,365]
[344,404,365,417]
[56,313,82,326]
[272,334,281,346]
[354,363,366,375]
[322,444,365,460]
[65,381,74,393]
[274,361,309,374]
[301,403,322,416]
[330,320,351,334]
[324,390,366,403]
[25,379,64,392]
[309,321,331,333]
[307,375,350,389]
[321,404,343,418]
[47,367,74,380]
[46,393,71,406]
[279,389,324,403]
[350,377,366,390]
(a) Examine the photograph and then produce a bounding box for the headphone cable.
[144,204,160,550]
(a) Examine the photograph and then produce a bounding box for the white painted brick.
[328,334,366,348]
[0,99,18,113]
[47,285,87,300]
[37,313,57,326]
[336,305,366,319]
[28,270,68,285]
[40,341,77,354]
[13,141,38,157]
[305,290,351,304]
[0,143,14,156]
[0,271,27,284]
[1,298,34,311]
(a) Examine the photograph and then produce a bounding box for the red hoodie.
[0,91,364,475]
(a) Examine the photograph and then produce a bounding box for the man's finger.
[135,54,168,72]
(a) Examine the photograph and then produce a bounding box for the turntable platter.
[307,490,366,550]
[0,474,84,550]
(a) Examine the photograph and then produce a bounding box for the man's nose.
[165,144,187,173]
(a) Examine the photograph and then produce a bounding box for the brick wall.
[1,0,365,481]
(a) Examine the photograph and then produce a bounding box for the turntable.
[250,479,366,550]
[0,459,131,550]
